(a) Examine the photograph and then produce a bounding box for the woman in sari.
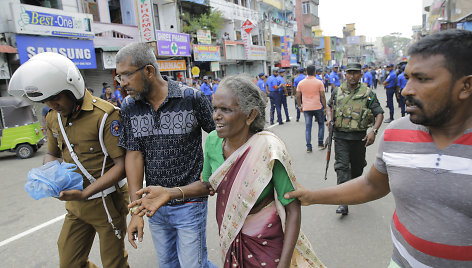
[129,75,324,268]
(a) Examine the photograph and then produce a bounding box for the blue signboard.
[16,34,96,69]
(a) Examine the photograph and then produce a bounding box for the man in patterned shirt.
[116,43,216,268]
[285,29,472,267]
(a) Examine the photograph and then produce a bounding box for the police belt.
[88,178,127,200]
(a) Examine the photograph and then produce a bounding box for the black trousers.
[333,138,367,185]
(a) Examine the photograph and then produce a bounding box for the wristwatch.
[372,128,378,135]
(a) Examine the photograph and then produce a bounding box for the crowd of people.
[7,29,472,268]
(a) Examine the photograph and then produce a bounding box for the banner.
[246,45,266,60]
[157,60,186,71]
[11,3,93,39]
[197,30,211,44]
[324,36,331,63]
[193,44,220,61]
[281,35,291,68]
[136,0,156,42]
[16,34,96,69]
[156,30,191,56]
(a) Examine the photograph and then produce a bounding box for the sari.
[208,131,325,267]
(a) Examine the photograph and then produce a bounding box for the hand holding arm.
[284,165,390,206]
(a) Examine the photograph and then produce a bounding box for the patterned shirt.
[119,77,215,204]
[375,116,472,267]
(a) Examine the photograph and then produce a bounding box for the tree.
[181,9,224,38]
[382,33,410,63]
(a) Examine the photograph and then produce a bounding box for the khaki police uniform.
[46,90,129,268]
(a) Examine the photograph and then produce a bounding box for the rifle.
[324,96,336,180]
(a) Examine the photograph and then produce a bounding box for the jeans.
[148,201,216,268]
[304,109,325,149]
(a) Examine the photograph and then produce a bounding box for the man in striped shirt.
[285,29,472,267]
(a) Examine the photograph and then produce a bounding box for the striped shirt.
[374,116,472,267]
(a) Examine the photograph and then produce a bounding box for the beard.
[129,78,151,101]
[406,92,455,127]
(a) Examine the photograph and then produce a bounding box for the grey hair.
[219,74,266,133]
[116,43,159,73]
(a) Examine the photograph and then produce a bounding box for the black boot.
[336,205,349,215]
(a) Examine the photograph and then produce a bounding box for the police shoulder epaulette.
[92,97,115,114]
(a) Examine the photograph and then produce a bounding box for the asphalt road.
[0,84,398,267]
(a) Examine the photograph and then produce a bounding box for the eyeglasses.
[115,65,148,84]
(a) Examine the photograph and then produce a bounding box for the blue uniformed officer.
[200,76,213,104]
[278,69,290,122]
[257,73,269,96]
[329,65,341,93]
[383,63,397,123]
[362,65,373,88]
[293,67,306,122]
[396,65,408,117]
[267,68,283,124]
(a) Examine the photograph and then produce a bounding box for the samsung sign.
[16,35,96,69]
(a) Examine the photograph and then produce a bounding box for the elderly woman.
[129,75,324,268]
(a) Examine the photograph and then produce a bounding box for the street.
[0,85,396,267]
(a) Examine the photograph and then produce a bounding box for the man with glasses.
[116,43,216,268]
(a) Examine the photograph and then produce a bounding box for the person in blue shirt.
[114,85,123,107]
[256,73,269,96]
[293,68,306,122]
[383,64,397,123]
[200,76,213,104]
[370,67,378,89]
[323,70,330,92]
[362,65,373,88]
[278,69,290,122]
[329,65,341,93]
[315,69,322,81]
[212,78,220,93]
[396,65,408,117]
[267,68,283,125]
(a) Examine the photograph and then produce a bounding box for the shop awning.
[0,45,17,54]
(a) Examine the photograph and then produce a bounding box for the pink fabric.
[296,76,324,111]
[215,147,284,268]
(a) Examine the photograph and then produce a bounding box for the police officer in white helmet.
[9,52,129,268]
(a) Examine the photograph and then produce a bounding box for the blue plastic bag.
[25,160,84,200]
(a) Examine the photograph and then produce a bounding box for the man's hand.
[284,183,314,206]
[128,186,171,217]
[362,131,376,147]
[58,189,85,201]
[127,215,144,249]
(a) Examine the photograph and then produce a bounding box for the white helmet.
[8,52,85,102]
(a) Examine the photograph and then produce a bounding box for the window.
[108,0,122,24]
[85,0,100,22]
[21,0,62,9]
[153,4,160,30]
[302,2,310,14]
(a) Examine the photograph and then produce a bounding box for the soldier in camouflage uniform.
[327,63,384,215]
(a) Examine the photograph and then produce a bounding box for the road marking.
[0,214,65,247]
[267,117,292,129]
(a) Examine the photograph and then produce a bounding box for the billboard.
[16,34,96,69]
[11,3,93,39]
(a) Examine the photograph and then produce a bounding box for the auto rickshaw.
[0,96,45,159]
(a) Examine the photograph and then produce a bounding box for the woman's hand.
[128,186,171,217]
